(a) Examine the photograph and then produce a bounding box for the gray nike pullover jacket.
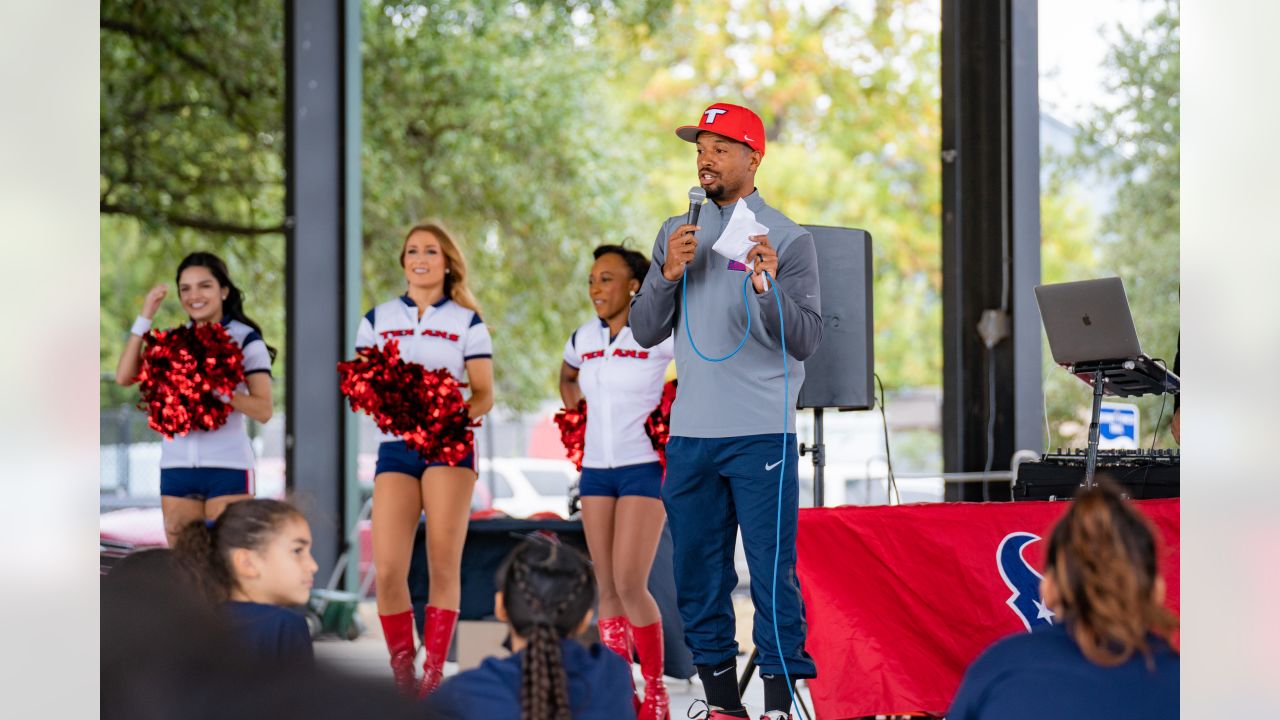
[630,190,822,437]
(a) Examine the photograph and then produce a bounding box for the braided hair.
[497,537,596,720]
[1045,481,1179,667]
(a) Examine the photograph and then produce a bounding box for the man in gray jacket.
[630,102,821,720]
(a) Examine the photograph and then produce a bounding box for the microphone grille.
[688,186,707,203]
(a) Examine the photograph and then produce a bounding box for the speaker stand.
[800,407,827,507]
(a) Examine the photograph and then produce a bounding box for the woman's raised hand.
[141,283,168,319]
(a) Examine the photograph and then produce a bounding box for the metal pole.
[341,0,363,592]
[812,407,825,507]
[1084,369,1105,487]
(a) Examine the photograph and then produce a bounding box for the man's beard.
[704,180,727,200]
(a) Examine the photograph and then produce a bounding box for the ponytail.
[171,499,303,603]
[173,519,233,603]
[497,538,596,720]
[1045,482,1179,667]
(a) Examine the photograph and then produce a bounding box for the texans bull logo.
[997,532,1056,631]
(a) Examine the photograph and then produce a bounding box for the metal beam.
[285,0,351,576]
[342,0,363,591]
[940,0,1042,501]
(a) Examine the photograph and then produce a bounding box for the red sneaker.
[686,699,750,719]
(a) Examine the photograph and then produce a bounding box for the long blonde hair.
[400,221,482,313]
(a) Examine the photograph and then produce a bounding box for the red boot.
[378,611,417,696]
[598,615,635,661]
[599,616,641,713]
[416,606,459,698]
[633,620,670,720]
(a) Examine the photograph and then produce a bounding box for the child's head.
[1042,481,1178,666]
[175,499,317,606]
[494,536,596,720]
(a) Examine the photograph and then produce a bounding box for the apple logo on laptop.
[1082,314,1092,326]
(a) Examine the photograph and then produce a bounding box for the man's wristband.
[130,315,153,337]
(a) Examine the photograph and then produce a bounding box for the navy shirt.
[225,601,314,667]
[425,639,636,720]
[947,624,1178,720]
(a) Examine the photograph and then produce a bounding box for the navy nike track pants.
[661,433,817,678]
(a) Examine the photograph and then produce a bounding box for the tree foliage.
[100,0,285,235]
[1054,0,1180,446]
[359,0,672,411]
[101,0,952,418]
[606,0,944,389]
[100,0,287,411]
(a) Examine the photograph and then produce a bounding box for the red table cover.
[795,499,1180,718]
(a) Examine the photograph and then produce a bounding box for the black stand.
[801,407,827,507]
[1067,357,1180,488]
[1084,368,1105,487]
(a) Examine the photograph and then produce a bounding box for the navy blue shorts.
[579,461,663,499]
[160,467,255,500]
[375,440,476,478]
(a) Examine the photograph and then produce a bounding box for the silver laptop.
[1034,277,1144,365]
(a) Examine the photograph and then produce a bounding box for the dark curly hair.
[592,244,649,285]
[496,537,596,720]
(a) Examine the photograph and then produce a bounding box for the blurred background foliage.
[101,0,1178,446]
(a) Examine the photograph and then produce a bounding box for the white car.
[474,457,578,519]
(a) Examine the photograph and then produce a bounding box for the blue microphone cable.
[680,267,798,711]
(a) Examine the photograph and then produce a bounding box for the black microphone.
[687,186,706,227]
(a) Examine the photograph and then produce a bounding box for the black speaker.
[796,225,875,410]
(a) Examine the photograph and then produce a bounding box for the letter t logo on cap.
[676,103,766,156]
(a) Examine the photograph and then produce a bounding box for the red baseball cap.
[676,102,766,156]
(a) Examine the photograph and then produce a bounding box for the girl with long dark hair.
[173,498,318,666]
[115,251,276,546]
[426,538,637,719]
[356,222,495,696]
[948,482,1179,719]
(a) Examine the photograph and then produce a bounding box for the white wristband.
[130,315,153,337]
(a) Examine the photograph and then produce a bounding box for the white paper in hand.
[711,199,769,266]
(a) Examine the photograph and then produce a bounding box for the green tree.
[102,0,957,422]
[605,0,944,390]
[359,1,673,411]
[100,1,287,411]
[1065,0,1180,445]
[1039,160,1102,447]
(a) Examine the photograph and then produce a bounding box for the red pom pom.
[136,323,246,439]
[337,340,476,466]
[554,399,588,471]
[644,380,678,470]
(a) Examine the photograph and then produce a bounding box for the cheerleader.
[559,245,675,720]
[115,251,276,547]
[357,222,494,697]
